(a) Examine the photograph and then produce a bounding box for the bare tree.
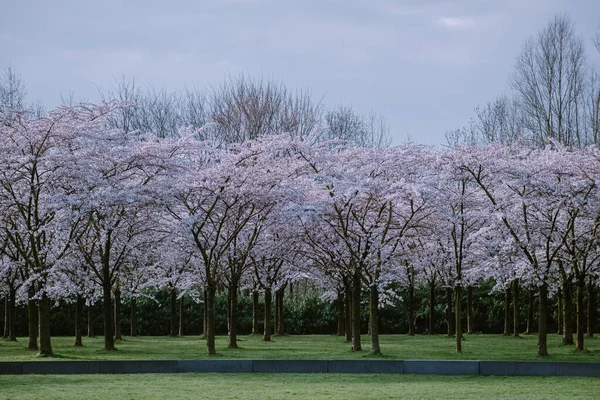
[209,74,322,144]
[511,14,586,148]
[323,105,391,147]
[0,66,27,110]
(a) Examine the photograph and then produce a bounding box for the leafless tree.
[322,105,391,147]
[0,66,27,110]
[511,14,586,148]
[208,74,322,144]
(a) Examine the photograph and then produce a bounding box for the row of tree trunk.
[3,279,598,357]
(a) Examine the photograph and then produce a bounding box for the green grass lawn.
[2,333,600,361]
[0,373,598,400]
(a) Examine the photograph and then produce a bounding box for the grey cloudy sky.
[2,0,599,144]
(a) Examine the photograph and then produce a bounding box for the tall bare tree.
[511,14,586,148]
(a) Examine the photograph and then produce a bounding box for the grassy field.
[0,373,598,399]
[2,333,600,361]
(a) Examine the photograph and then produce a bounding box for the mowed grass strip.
[1,334,600,361]
[1,373,599,400]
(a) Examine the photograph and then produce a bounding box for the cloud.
[434,13,505,32]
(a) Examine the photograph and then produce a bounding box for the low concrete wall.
[404,360,479,375]
[253,360,328,373]
[1,360,599,376]
[479,361,557,376]
[327,360,403,374]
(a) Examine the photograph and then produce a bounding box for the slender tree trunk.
[429,281,435,335]
[251,291,259,334]
[102,282,115,351]
[557,289,563,334]
[38,293,53,356]
[3,296,8,338]
[74,294,83,346]
[170,288,177,337]
[273,289,278,335]
[336,289,345,336]
[263,287,272,342]
[576,278,585,351]
[408,280,415,336]
[202,289,208,337]
[513,280,520,337]
[87,305,94,338]
[369,285,380,355]
[538,284,549,356]
[178,296,184,336]
[446,287,454,336]
[226,287,231,336]
[276,287,285,335]
[587,277,595,337]
[205,284,217,355]
[525,289,534,334]
[8,288,16,341]
[455,285,462,353]
[467,286,474,334]
[114,288,122,341]
[228,281,239,348]
[563,280,574,345]
[27,286,38,350]
[344,277,352,342]
[503,288,511,336]
[351,270,362,351]
[130,297,137,337]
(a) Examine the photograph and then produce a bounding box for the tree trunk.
[74,294,83,346]
[369,285,380,355]
[273,288,278,335]
[557,289,563,334]
[513,280,520,337]
[276,287,284,335]
[102,282,115,351]
[27,286,38,350]
[170,288,177,337]
[429,281,435,335]
[178,296,184,336]
[38,293,53,356]
[525,289,534,334]
[202,289,208,337]
[263,287,272,342]
[563,280,574,345]
[228,281,239,348]
[130,297,137,337]
[8,288,16,341]
[251,291,259,334]
[587,277,595,337]
[455,285,463,353]
[87,305,94,338]
[3,296,7,339]
[446,287,454,336]
[408,279,415,336]
[226,287,232,336]
[344,277,352,342]
[336,289,345,336]
[114,288,122,341]
[538,284,549,356]
[205,284,216,355]
[351,270,362,351]
[503,288,511,336]
[467,286,474,334]
[3,296,8,338]
[576,278,585,351]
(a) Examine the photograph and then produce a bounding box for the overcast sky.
[2,0,599,144]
